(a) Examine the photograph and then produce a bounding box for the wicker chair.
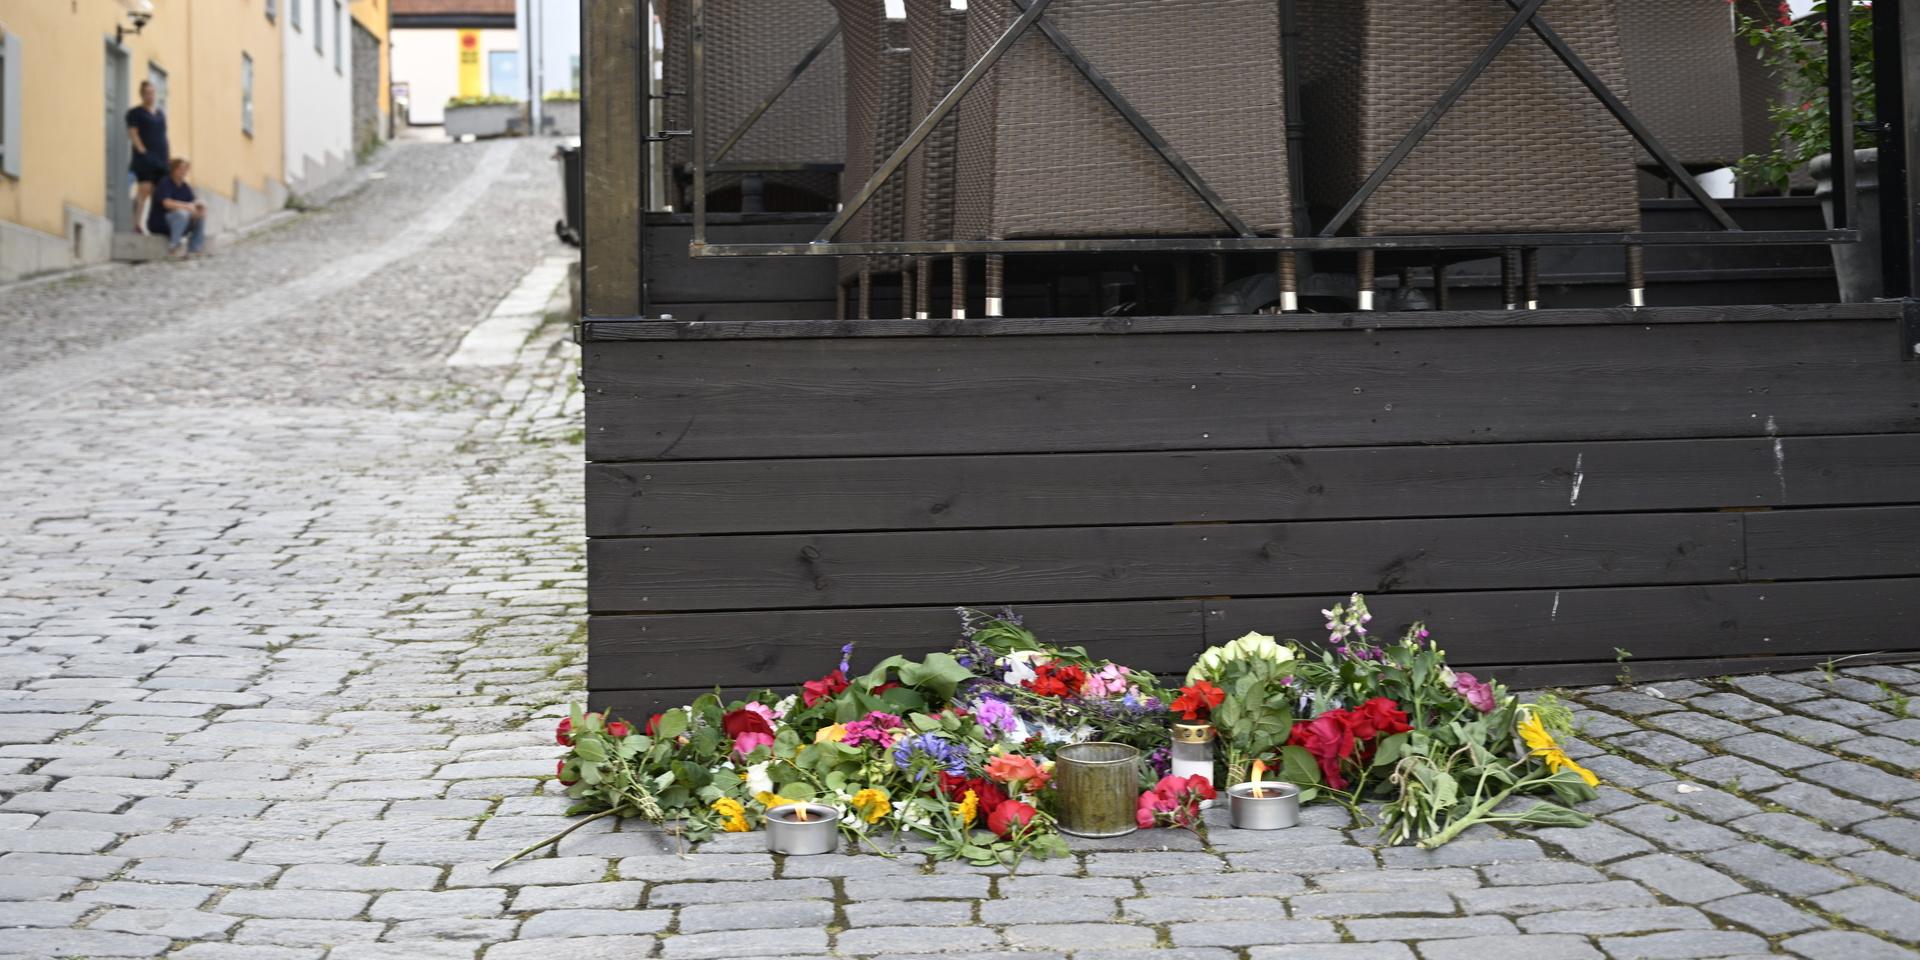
[952,0,1293,315]
[662,0,846,211]
[1298,0,1641,306]
[1617,0,1745,175]
[904,0,970,319]
[830,0,914,318]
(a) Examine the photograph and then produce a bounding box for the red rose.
[802,669,850,707]
[986,799,1039,838]
[1345,697,1411,741]
[555,717,575,746]
[1170,681,1226,721]
[644,713,664,736]
[1287,713,1357,790]
[606,720,633,738]
[721,708,774,740]
[555,759,578,786]
[873,681,903,695]
[939,773,1011,813]
[1022,663,1088,698]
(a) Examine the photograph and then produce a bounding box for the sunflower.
[755,791,799,810]
[849,787,892,824]
[711,797,750,832]
[1517,713,1600,788]
[952,788,980,827]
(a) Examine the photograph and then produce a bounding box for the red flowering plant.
[1170,680,1225,721]
[1136,774,1216,830]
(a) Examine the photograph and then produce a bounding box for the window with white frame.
[333,0,343,73]
[266,0,276,22]
[0,29,16,179]
[291,0,300,31]
[314,0,323,52]
[242,53,255,136]
[148,63,169,114]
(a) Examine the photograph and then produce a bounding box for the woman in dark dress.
[126,81,170,234]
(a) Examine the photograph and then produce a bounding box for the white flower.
[1002,649,1042,687]
[745,761,773,797]
[1186,631,1295,684]
[1440,667,1457,687]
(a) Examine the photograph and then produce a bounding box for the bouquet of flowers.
[523,593,1597,866]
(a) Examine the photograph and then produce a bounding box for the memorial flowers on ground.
[513,594,1598,868]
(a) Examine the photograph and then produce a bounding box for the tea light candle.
[764,803,839,855]
[1227,780,1300,830]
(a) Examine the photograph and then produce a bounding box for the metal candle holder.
[765,803,840,855]
[1227,781,1300,830]
[1170,722,1218,808]
[1054,741,1141,838]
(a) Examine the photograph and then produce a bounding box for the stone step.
[110,232,169,262]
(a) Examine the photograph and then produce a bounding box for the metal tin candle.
[765,803,839,855]
[1170,722,1218,807]
[1227,779,1300,830]
[1054,741,1141,837]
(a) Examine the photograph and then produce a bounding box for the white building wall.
[390,28,517,126]
[283,0,356,195]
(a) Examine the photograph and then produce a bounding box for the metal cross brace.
[707,23,843,167]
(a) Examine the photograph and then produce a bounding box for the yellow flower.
[816,723,849,744]
[711,797,750,832]
[1518,713,1600,788]
[952,789,980,827]
[849,787,891,824]
[756,791,799,810]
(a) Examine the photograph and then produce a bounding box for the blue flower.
[892,733,968,777]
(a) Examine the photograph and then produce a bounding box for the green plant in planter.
[446,94,521,108]
[1732,0,1877,194]
[544,89,582,102]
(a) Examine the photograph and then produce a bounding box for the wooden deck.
[581,300,1920,716]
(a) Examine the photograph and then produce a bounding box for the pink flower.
[744,701,781,724]
[1081,663,1133,698]
[732,731,774,758]
[840,711,904,747]
[1453,672,1496,713]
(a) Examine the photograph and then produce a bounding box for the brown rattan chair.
[832,0,914,318]
[1617,0,1745,178]
[904,0,970,320]
[662,0,846,212]
[1299,0,1642,307]
[953,0,1294,315]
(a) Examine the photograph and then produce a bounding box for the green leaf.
[655,709,688,739]
[1370,732,1408,769]
[1278,745,1323,787]
[897,652,975,702]
[574,738,608,762]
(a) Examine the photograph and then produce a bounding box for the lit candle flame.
[1250,760,1270,799]
[794,805,809,823]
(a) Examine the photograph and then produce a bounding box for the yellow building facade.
[0,0,285,282]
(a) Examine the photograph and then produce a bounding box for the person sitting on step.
[149,158,208,258]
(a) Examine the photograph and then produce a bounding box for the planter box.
[542,100,581,136]
[444,102,524,139]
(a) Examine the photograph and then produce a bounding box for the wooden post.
[582,0,646,318]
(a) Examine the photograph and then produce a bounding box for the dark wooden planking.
[651,301,842,323]
[580,301,1900,340]
[587,513,1744,612]
[583,320,1920,461]
[585,434,1920,536]
[1203,578,1920,665]
[581,0,644,317]
[590,686,773,721]
[590,600,1201,689]
[1746,506,1920,580]
[645,221,840,304]
[588,578,1920,690]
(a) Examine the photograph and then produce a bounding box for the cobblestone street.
[5,140,1920,959]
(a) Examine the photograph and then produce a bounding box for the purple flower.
[1453,672,1496,713]
[971,697,1021,739]
[838,642,855,675]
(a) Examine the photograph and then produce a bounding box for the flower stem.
[492,807,621,870]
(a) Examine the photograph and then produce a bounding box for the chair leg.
[1356,250,1375,312]
[1523,248,1541,310]
[916,258,932,320]
[952,256,967,320]
[837,281,848,321]
[1626,246,1646,307]
[859,266,873,320]
[985,255,1005,318]
[1501,247,1520,311]
[1277,252,1299,313]
[900,266,914,321]
[1432,260,1450,311]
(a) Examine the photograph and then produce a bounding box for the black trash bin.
[556,144,583,247]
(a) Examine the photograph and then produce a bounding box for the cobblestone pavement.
[5,142,1920,960]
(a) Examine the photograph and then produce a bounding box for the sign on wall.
[457,30,482,97]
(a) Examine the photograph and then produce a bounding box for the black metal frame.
[680,0,1865,257]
